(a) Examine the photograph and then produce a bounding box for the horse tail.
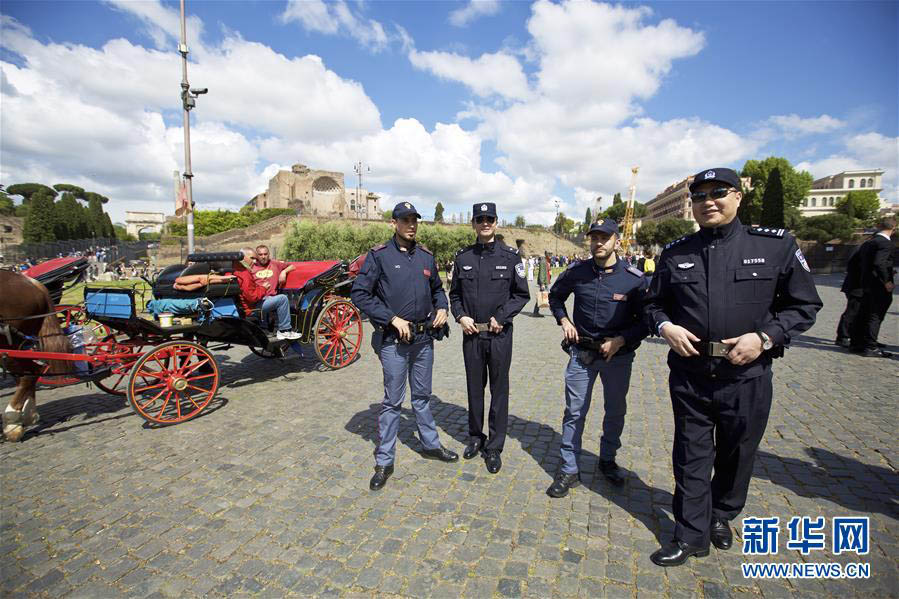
[35,284,73,375]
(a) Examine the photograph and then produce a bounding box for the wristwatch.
[756,331,773,351]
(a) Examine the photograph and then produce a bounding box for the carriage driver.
[231,248,300,340]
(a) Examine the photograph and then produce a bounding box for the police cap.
[587,218,619,236]
[688,167,741,193]
[392,201,421,220]
[472,202,497,219]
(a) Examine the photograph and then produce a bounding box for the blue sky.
[1,0,896,224]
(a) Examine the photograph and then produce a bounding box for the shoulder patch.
[456,245,473,255]
[664,234,692,250]
[371,243,387,252]
[748,227,786,238]
[502,245,519,255]
[418,244,433,255]
[626,265,644,277]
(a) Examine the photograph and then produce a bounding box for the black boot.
[599,459,625,486]
[546,472,580,498]
[369,464,393,491]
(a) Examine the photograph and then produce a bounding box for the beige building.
[645,174,752,226]
[125,211,165,237]
[800,169,885,216]
[247,163,380,219]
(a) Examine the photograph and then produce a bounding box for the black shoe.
[463,440,483,460]
[835,338,851,348]
[484,450,502,474]
[421,445,459,462]
[599,459,625,486]
[369,464,393,491]
[547,472,580,498]
[859,348,892,358]
[710,517,733,550]
[650,541,710,567]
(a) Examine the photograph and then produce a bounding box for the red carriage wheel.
[94,338,146,396]
[55,304,113,340]
[126,340,219,425]
[313,300,362,369]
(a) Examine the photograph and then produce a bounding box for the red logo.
[423,269,431,276]
[612,293,626,301]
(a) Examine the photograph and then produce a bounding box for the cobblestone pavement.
[1,275,896,598]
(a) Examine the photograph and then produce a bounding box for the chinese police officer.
[449,203,530,473]
[351,201,459,491]
[546,219,649,498]
[644,168,822,566]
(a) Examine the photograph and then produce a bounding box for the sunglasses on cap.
[475,215,496,224]
[690,187,735,202]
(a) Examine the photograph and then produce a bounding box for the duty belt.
[692,341,734,358]
[410,319,432,335]
[474,322,492,333]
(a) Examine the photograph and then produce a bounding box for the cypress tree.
[22,190,57,242]
[759,167,785,229]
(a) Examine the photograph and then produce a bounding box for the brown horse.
[0,270,73,442]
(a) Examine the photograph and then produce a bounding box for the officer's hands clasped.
[720,333,763,366]
[458,316,478,335]
[660,323,701,357]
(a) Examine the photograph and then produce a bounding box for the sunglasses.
[690,187,734,202]
[475,216,496,224]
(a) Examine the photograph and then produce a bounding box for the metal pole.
[554,199,560,255]
[180,0,195,254]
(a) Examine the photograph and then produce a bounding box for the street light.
[178,0,207,254]
[353,161,370,219]
[554,198,560,255]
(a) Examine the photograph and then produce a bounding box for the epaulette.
[456,246,470,256]
[748,226,786,238]
[664,234,692,250]
[371,243,387,252]
[418,244,433,255]
[502,245,519,255]
[626,265,644,277]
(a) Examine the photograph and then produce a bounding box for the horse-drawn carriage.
[1,252,363,440]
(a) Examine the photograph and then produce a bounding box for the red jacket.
[232,268,267,316]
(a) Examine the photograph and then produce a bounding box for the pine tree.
[87,195,105,238]
[22,190,57,242]
[103,213,115,238]
[585,207,592,225]
[434,202,444,223]
[759,167,785,229]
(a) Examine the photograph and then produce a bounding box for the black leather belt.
[410,320,432,335]
[474,322,491,332]
[692,341,734,357]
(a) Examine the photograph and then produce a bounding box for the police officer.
[449,203,530,473]
[546,219,649,498]
[351,202,459,491]
[644,168,822,567]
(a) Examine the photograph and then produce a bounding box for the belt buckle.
[474,323,490,333]
[708,341,733,357]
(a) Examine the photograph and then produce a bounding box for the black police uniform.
[644,169,822,551]
[449,205,530,455]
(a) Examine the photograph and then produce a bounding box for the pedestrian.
[449,202,530,474]
[527,256,535,281]
[835,246,863,348]
[532,250,551,316]
[644,167,822,567]
[351,201,459,491]
[545,219,649,498]
[849,216,895,357]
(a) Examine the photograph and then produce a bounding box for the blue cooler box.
[85,290,134,319]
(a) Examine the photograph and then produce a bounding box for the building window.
[830,197,835,206]
[868,178,874,187]
[811,198,816,207]
[848,179,854,188]
[802,198,807,207]
[860,179,866,188]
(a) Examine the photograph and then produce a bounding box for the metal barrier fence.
[3,238,152,265]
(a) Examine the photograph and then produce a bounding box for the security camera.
[191,87,208,95]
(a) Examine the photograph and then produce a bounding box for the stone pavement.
[0,275,896,598]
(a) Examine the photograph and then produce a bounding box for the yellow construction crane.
[620,166,639,252]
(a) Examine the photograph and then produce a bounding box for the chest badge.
[677,262,694,270]
[495,265,507,270]
[394,264,401,269]
[462,265,472,270]
[742,258,765,265]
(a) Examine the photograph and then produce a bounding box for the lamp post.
[179,0,207,254]
[353,161,370,219]
[554,198,560,256]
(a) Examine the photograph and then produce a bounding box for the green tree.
[795,213,854,243]
[514,215,526,228]
[654,219,695,246]
[382,209,392,221]
[22,189,57,242]
[103,212,116,238]
[86,194,106,237]
[612,193,622,205]
[114,224,136,241]
[739,157,812,225]
[584,207,592,225]
[84,191,109,205]
[600,200,648,221]
[433,202,444,223]
[53,192,84,239]
[553,212,575,235]
[6,183,56,203]
[837,190,880,224]
[759,167,786,228]
[0,187,15,216]
[635,221,658,248]
[52,184,86,199]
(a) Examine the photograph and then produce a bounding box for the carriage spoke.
[185,372,216,382]
[131,382,166,393]
[156,391,173,419]
[138,387,167,409]
[180,357,210,377]
[183,389,205,408]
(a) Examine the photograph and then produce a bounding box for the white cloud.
[409,49,530,100]
[279,0,391,52]
[768,114,846,137]
[449,0,502,27]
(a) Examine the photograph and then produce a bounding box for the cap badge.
[481,204,488,211]
[704,170,716,179]
[404,202,411,209]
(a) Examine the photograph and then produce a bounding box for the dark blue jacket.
[351,236,448,332]
[449,241,530,326]
[549,257,649,350]
[644,218,822,379]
